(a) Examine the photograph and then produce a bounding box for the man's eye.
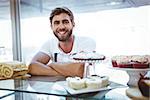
[63,20,69,24]
[54,21,59,25]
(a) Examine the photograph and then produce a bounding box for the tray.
[56,81,126,95]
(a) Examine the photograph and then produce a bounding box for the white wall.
[74,6,150,56]
[21,5,150,62]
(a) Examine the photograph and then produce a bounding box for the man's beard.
[54,30,72,42]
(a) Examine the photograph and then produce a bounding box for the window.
[0,0,13,61]
[20,3,150,64]
[74,6,150,56]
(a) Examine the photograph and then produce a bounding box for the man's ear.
[72,21,75,27]
[50,24,53,29]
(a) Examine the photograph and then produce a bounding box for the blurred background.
[0,0,150,63]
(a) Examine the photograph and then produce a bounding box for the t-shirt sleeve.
[39,40,51,55]
[76,37,96,52]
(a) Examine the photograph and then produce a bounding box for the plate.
[56,81,126,95]
[108,67,150,86]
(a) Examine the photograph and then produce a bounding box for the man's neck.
[59,35,74,53]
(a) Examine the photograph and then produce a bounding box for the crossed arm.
[28,52,84,77]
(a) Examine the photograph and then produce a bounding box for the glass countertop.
[0,75,130,100]
[0,76,68,96]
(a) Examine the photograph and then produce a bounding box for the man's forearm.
[28,61,61,76]
[48,63,84,77]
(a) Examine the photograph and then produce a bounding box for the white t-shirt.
[40,36,96,63]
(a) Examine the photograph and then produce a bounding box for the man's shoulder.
[75,36,95,43]
[75,35,94,40]
[74,35,96,51]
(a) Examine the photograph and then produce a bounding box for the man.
[28,7,95,77]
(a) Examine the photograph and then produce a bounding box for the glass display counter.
[0,75,130,100]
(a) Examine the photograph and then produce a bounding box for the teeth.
[59,31,65,35]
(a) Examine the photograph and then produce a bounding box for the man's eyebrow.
[62,19,69,22]
[62,19,69,21]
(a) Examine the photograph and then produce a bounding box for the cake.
[85,78,102,89]
[0,61,29,79]
[85,75,109,89]
[0,64,13,78]
[71,52,105,61]
[111,55,132,68]
[66,75,109,90]
[138,74,150,97]
[111,55,150,69]
[66,77,86,90]
[131,55,149,69]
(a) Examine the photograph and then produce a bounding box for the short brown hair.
[49,7,74,24]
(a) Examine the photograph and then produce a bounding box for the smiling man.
[28,7,96,77]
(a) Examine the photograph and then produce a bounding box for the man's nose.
[59,23,65,29]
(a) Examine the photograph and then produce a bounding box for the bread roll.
[1,64,13,78]
[0,61,28,79]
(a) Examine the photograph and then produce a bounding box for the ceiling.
[0,0,150,19]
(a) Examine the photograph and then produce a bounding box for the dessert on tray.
[138,74,150,97]
[71,52,105,61]
[66,75,109,90]
[111,55,150,68]
[66,77,86,90]
[85,75,109,89]
[0,61,29,79]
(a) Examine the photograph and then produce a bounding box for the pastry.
[1,64,13,78]
[111,55,132,68]
[138,74,150,97]
[66,77,86,90]
[131,55,149,69]
[66,75,109,90]
[0,61,29,79]
[86,75,109,88]
[111,55,150,68]
[85,78,102,89]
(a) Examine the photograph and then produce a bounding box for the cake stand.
[71,59,105,77]
[110,67,150,87]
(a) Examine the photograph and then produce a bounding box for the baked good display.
[131,55,149,68]
[66,77,86,90]
[85,75,109,89]
[0,61,29,79]
[85,78,102,89]
[111,55,132,68]
[138,74,150,97]
[71,52,105,61]
[66,75,109,90]
[111,55,150,69]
